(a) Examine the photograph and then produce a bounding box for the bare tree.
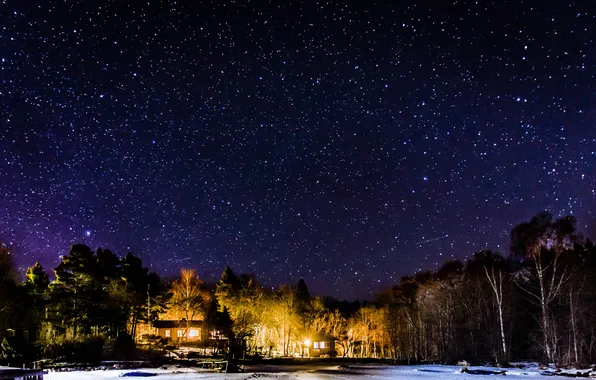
[511,212,578,363]
[483,257,508,362]
[170,268,211,342]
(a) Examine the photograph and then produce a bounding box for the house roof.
[153,320,204,328]
[311,333,337,341]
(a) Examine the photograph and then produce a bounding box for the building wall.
[156,327,202,341]
[310,339,336,357]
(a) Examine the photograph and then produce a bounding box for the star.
[0,0,593,301]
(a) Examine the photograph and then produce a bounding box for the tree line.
[1,211,595,366]
[0,243,167,363]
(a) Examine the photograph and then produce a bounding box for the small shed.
[308,333,337,357]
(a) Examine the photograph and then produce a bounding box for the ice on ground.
[120,371,158,377]
[43,363,591,380]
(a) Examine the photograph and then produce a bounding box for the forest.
[1,211,596,367]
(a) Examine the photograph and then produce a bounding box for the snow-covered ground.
[41,363,593,380]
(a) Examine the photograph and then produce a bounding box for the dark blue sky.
[1,0,595,299]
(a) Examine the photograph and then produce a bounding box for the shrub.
[43,335,105,363]
[140,334,167,350]
[103,333,135,360]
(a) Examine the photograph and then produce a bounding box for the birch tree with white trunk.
[511,211,578,364]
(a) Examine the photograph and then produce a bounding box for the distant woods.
[1,211,596,366]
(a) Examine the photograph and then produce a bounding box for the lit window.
[314,342,319,349]
[165,329,171,337]
[319,342,325,349]
[189,329,200,337]
[177,330,185,337]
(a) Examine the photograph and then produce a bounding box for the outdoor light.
[303,339,311,347]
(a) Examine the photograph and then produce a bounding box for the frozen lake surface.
[43,363,587,380]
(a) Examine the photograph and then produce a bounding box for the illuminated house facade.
[151,319,229,350]
[153,320,205,342]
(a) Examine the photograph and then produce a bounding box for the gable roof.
[153,320,204,328]
[312,332,337,341]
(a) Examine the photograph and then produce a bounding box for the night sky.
[1,0,595,300]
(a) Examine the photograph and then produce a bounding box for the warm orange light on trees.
[169,268,211,341]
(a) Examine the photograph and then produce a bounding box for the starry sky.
[1,0,595,300]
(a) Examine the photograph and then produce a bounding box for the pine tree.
[25,262,50,294]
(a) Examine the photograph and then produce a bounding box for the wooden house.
[153,320,205,342]
[152,319,229,349]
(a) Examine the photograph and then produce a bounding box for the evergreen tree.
[296,279,310,300]
[49,244,104,337]
[24,262,50,344]
[120,252,163,340]
[25,262,50,294]
[215,266,239,312]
